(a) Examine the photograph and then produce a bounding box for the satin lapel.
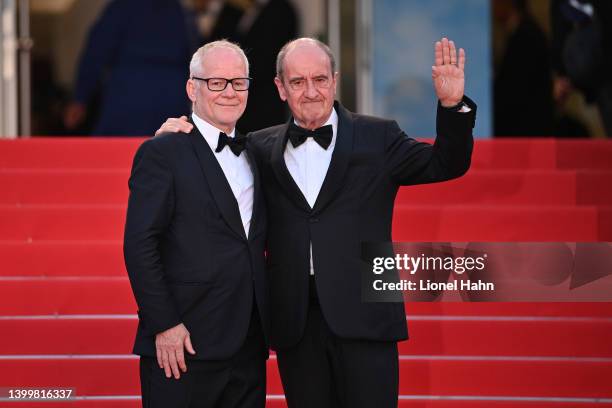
[188,122,247,240]
[245,143,261,241]
[270,121,311,212]
[312,102,354,214]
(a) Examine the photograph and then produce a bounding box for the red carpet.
[1,138,611,406]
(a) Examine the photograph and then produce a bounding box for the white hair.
[189,40,249,78]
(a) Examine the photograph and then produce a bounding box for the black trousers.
[276,276,399,408]
[140,306,267,408]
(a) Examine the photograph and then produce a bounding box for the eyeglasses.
[191,77,252,91]
[286,76,331,91]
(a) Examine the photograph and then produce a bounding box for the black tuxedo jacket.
[249,99,476,349]
[124,124,268,360]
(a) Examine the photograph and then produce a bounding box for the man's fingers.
[442,37,450,65]
[171,117,193,133]
[184,335,196,355]
[161,350,172,378]
[434,41,443,66]
[155,118,193,136]
[176,348,187,373]
[171,118,193,133]
[168,351,181,379]
[458,48,466,71]
[450,41,457,65]
[156,347,163,369]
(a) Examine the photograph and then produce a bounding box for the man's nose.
[304,79,318,98]
[221,83,238,97]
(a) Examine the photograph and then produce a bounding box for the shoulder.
[135,132,190,161]
[342,111,399,139]
[350,112,395,128]
[248,124,285,148]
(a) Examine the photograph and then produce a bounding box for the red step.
[0,170,130,205]
[2,138,611,170]
[469,139,612,170]
[0,278,136,315]
[392,205,609,241]
[2,400,611,408]
[406,302,612,317]
[3,169,612,206]
[1,205,608,241]
[0,205,125,241]
[0,242,125,277]
[0,138,143,170]
[3,278,612,316]
[2,317,611,358]
[397,170,612,206]
[1,357,611,398]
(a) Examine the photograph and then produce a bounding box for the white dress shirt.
[192,113,254,237]
[284,108,338,274]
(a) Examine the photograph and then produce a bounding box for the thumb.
[184,334,196,355]
[431,66,440,79]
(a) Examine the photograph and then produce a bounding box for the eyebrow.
[288,74,329,82]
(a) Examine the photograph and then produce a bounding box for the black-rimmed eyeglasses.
[191,77,252,91]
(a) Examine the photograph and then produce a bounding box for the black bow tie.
[215,132,246,156]
[288,124,333,149]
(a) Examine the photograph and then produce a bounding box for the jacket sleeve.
[384,96,476,186]
[123,139,180,336]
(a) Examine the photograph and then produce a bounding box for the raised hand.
[432,38,465,107]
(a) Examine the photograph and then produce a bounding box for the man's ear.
[274,77,288,102]
[186,79,197,103]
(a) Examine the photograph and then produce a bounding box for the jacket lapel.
[270,120,312,212]
[188,120,247,240]
[311,101,354,214]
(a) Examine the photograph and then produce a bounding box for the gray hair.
[189,40,249,78]
[275,37,336,81]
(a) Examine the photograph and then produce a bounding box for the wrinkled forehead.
[283,44,333,77]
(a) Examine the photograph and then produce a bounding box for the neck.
[295,110,333,130]
[193,111,234,134]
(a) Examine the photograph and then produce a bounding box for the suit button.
[309,217,319,223]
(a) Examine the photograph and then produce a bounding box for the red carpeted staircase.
[1,137,611,407]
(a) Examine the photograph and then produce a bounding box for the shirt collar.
[192,112,236,153]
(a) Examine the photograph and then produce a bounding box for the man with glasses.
[124,40,268,408]
[158,37,476,407]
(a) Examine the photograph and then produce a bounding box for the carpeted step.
[2,399,612,408]
[0,138,144,170]
[3,169,612,206]
[392,205,611,241]
[2,317,611,358]
[0,278,136,315]
[2,139,611,170]
[470,139,612,170]
[1,357,610,398]
[2,278,611,316]
[4,398,610,408]
[0,242,125,277]
[396,170,612,206]
[0,170,130,205]
[1,205,609,241]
